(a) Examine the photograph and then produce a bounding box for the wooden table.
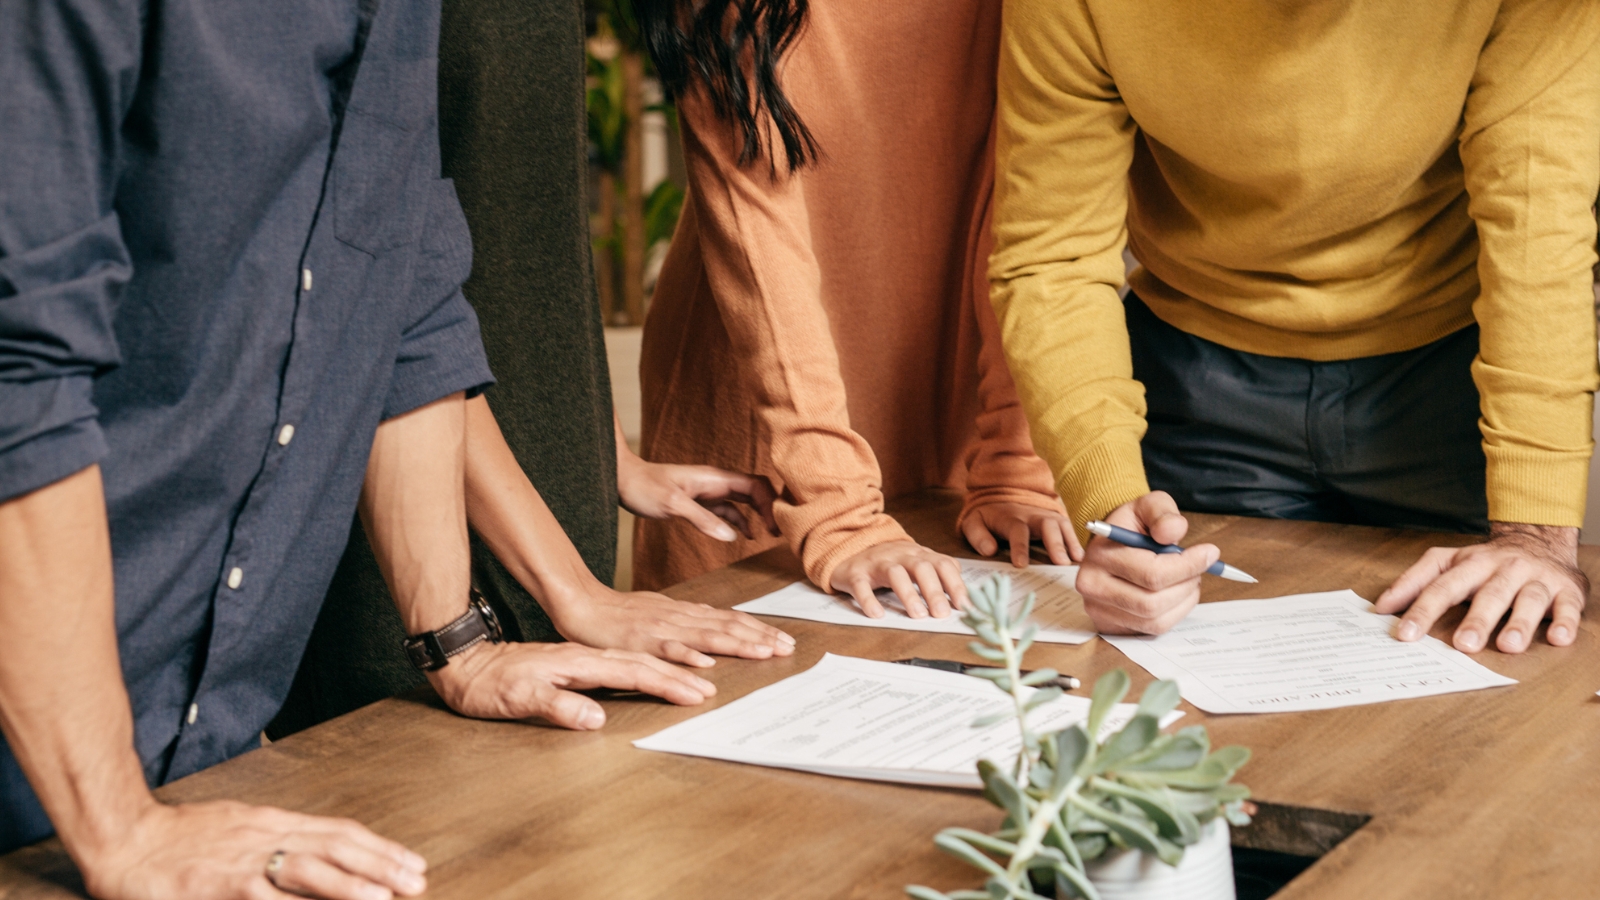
[4,490,1599,899]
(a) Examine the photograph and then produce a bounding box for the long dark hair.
[630,0,819,173]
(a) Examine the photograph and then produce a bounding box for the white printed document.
[1102,590,1517,714]
[634,654,1178,789]
[732,558,1094,644]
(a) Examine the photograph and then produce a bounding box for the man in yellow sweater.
[991,0,1599,653]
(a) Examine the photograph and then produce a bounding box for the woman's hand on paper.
[1075,491,1219,635]
[617,450,779,543]
[830,540,969,619]
[960,500,1083,567]
[546,584,795,667]
[1375,523,1587,654]
[428,641,716,729]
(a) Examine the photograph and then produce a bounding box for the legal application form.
[1103,590,1517,714]
[732,558,1094,645]
[635,654,1180,789]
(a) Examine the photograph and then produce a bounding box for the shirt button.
[187,703,199,725]
[277,424,296,446]
[301,267,313,291]
[227,567,243,589]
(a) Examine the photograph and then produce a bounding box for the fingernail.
[402,852,427,873]
[1397,621,1420,641]
[580,706,606,729]
[698,678,717,695]
[1551,625,1571,644]
[398,869,426,893]
[1457,629,1481,652]
[778,632,796,645]
[716,525,737,541]
[363,884,392,900]
[1502,629,1523,650]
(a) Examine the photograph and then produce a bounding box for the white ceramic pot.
[1083,819,1234,900]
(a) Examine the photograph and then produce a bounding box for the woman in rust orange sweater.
[631,0,1077,616]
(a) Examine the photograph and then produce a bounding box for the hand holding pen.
[1074,491,1243,635]
[1085,520,1256,583]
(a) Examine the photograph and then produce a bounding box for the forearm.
[964,235,1069,512]
[361,393,472,635]
[1462,5,1600,528]
[677,90,903,587]
[463,395,598,609]
[0,466,153,864]
[991,0,1149,536]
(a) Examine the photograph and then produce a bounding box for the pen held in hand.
[1085,520,1258,584]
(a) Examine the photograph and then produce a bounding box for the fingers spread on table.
[557,649,717,707]
[888,565,926,618]
[1061,518,1085,562]
[961,516,1000,557]
[1375,546,1457,613]
[1453,562,1528,652]
[1395,553,1494,642]
[658,638,718,667]
[910,559,952,618]
[847,576,885,618]
[270,850,399,900]
[1548,587,1583,646]
[1040,518,1073,566]
[1006,519,1031,568]
[935,556,970,608]
[1495,581,1552,653]
[294,816,424,876]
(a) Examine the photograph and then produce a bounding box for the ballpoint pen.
[1085,520,1258,583]
[893,658,1081,690]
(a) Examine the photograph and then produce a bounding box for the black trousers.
[1127,294,1489,534]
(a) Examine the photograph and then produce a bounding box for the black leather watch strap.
[403,588,504,671]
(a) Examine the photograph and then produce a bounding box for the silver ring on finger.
[264,849,287,886]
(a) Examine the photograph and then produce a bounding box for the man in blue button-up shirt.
[0,0,716,894]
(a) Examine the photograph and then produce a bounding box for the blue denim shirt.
[0,0,492,849]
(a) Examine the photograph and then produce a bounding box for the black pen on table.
[1085,519,1257,583]
[893,658,1080,691]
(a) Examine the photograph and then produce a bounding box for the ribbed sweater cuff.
[1057,437,1151,548]
[1486,447,1592,528]
[803,515,913,593]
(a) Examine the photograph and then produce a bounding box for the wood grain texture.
[3,490,1595,899]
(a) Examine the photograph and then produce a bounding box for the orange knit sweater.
[634,0,1063,591]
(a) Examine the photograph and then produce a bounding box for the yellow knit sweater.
[991,0,1600,536]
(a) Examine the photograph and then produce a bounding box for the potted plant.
[907,576,1253,900]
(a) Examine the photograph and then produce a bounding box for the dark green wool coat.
[268,0,615,738]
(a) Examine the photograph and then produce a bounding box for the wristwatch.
[403,588,504,671]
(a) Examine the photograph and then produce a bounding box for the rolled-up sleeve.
[382,177,493,420]
[0,0,141,502]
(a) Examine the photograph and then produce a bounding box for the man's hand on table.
[83,800,426,900]
[1376,523,1588,653]
[544,584,795,668]
[427,641,717,730]
[1074,491,1219,634]
[830,540,969,619]
[960,500,1084,567]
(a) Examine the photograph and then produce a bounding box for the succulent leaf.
[1085,670,1130,739]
